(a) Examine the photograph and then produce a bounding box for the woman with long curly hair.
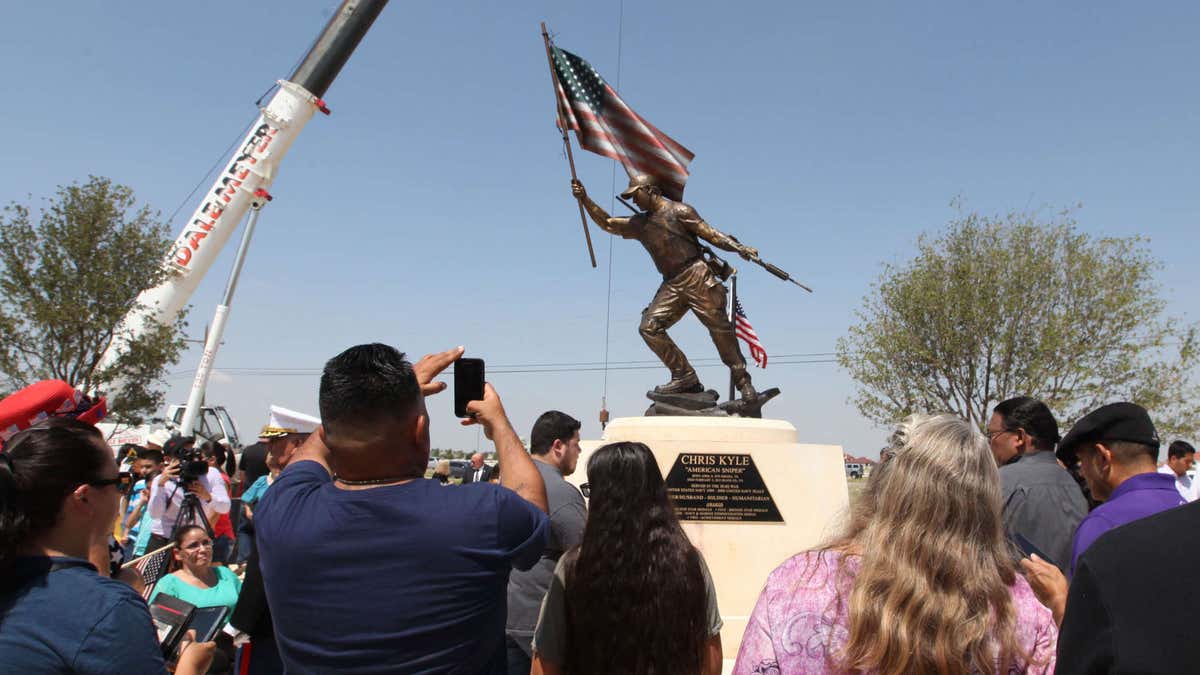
[532,441,723,675]
[734,413,1058,675]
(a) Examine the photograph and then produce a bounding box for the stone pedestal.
[575,416,850,671]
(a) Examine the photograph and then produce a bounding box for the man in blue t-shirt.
[256,344,549,674]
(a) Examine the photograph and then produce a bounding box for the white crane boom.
[95,0,388,425]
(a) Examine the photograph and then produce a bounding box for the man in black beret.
[1054,402,1183,575]
[1022,402,1187,628]
[1055,499,1200,674]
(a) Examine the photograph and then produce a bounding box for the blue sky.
[2,2,1196,457]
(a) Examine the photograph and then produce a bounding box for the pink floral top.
[733,551,1058,674]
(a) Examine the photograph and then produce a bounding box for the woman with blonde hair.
[432,459,452,485]
[734,413,1057,674]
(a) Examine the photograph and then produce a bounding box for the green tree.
[0,176,187,424]
[837,205,1198,438]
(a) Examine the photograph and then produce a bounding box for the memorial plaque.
[665,453,783,523]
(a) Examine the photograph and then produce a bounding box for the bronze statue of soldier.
[572,174,760,404]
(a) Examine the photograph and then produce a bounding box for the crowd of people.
[0,345,1197,674]
[0,417,215,674]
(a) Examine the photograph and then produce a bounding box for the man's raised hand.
[463,383,547,512]
[461,383,511,440]
[571,179,587,201]
[413,346,464,397]
[158,459,181,486]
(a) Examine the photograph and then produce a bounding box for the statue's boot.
[654,370,703,394]
[733,366,758,402]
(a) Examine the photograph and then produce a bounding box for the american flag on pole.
[734,297,768,368]
[125,544,174,600]
[551,45,695,201]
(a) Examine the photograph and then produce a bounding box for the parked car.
[449,460,469,479]
[845,462,864,479]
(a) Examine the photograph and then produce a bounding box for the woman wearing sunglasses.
[532,441,724,675]
[0,417,214,674]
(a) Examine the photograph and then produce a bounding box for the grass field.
[846,477,867,508]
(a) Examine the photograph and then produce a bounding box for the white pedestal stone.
[575,416,850,671]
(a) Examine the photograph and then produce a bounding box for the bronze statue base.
[645,388,780,419]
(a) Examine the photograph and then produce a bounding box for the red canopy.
[0,379,106,445]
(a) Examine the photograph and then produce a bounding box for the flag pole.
[541,22,597,268]
[728,273,737,402]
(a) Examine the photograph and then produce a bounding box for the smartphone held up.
[454,358,485,418]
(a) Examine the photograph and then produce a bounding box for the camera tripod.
[171,489,213,539]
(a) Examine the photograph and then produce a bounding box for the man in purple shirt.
[1054,402,1184,575]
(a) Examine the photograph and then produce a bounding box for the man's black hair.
[137,448,164,464]
[1168,440,1196,460]
[530,410,581,456]
[994,396,1060,452]
[319,343,421,436]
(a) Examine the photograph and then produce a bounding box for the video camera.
[177,447,209,484]
[163,435,208,485]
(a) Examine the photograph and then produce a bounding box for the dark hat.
[1056,402,1160,466]
[162,434,195,458]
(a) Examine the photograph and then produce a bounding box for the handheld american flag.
[125,544,174,600]
[734,298,768,368]
[551,45,695,201]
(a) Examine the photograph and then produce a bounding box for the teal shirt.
[132,508,154,556]
[148,567,242,627]
[241,474,273,506]
[125,481,147,540]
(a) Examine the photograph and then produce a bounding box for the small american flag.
[734,298,768,368]
[551,45,695,201]
[125,544,174,600]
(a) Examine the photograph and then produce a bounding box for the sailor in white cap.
[256,405,321,496]
[259,405,320,440]
[234,406,321,564]
[256,401,321,485]
[224,404,321,671]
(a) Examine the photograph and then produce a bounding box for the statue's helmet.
[619,173,661,199]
